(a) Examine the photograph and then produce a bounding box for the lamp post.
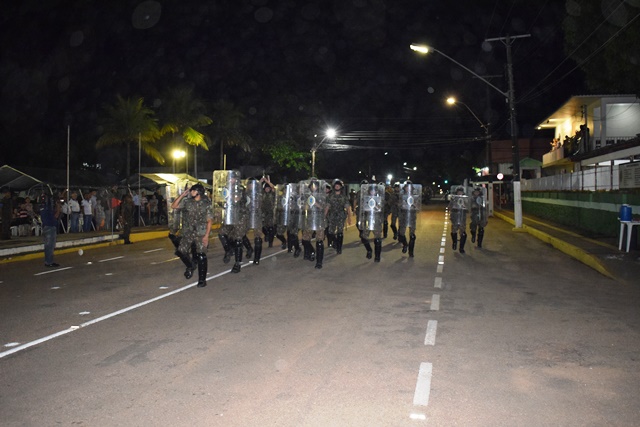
[311,128,336,178]
[411,43,523,228]
[172,149,186,173]
[446,97,491,171]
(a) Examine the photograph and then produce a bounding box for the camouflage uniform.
[397,182,422,257]
[359,183,385,261]
[173,184,213,287]
[449,186,469,253]
[300,178,326,268]
[388,183,400,239]
[325,180,351,254]
[469,186,487,248]
[275,183,300,256]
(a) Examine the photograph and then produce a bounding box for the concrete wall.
[522,191,640,237]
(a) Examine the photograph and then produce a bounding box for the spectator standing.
[133,190,141,226]
[40,191,61,267]
[148,195,158,225]
[68,192,81,232]
[81,194,93,232]
[119,193,134,244]
[1,186,13,240]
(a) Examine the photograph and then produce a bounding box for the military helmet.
[360,179,368,185]
[332,178,344,188]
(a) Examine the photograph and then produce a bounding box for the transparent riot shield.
[244,179,262,230]
[359,183,385,232]
[212,170,243,225]
[449,185,470,229]
[299,178,327,231]
[275,183,297,227]
[399,183,422,230]
[469,186,488,228]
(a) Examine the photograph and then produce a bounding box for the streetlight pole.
[411,40,527,228]
[311,128,336,178]
[446,96,491,171]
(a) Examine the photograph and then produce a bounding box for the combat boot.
[196,253,208,287]
[383,221,388,239]
[451,232,458,250]
[253,236,262,265]
[218,233,232,264]
[459,232,467,254]
[287,231,294,253]
[168,233,181,249]
[326,232,335,248]
[408,233,416,258]
[471,230,476,243]
[374,238,382,262]
[477,228,484,248]
[267,226,275,247]
[276,233,287,249]
[177,250,195,279]
[232,239,243,273]
[291,235,301,258]
[398,234,408,253]
[302,239,313,261]
[336,233,344,254]
[315,240,324,269]
[362,237,373,259]
[391,223,398,240]
[243,235,253,259]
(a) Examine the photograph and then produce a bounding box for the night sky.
[0,0,583,183]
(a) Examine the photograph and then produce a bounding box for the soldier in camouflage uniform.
[235,178,264,269]
[171,183,213,287]
[325,179,352,254]
[261,176,284,248]
[469,185,488,249]
[382,184,393,238]
[449,186,469,254]
[388,182,400,240]
[397,181,422,257]
[359,182,385,262]
[275,182,301,257]
[300,178,326,269]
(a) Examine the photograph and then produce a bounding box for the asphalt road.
[1,203,639,426]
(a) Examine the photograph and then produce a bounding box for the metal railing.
[522,165,620,191]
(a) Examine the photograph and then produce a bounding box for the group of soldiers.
[167,172,488,288]
[448,185,489,254]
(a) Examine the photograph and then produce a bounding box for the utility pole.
[485,34,530,229]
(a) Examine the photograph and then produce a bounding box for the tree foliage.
[95,95,164,177]
[563,1,640,94]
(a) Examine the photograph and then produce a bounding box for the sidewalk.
[2,214,639,285]
[494,210,640,285]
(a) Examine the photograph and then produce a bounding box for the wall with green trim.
[522,191,640,237]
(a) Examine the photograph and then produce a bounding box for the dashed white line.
[413,362,433,406]
[430,294,440,311]
[34,267,73,276]
[424,320,437,345]
[143,248,164,253]
[434,277,442,288]
[99,256,124,263]
[436,265,443,273]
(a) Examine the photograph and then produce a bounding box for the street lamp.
[446,97,491,171]
[411,43,522,228]
[311,128,336,177]
[172,149,186,173]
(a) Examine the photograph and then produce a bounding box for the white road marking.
[436,265,443,273]
[0,250,284,359]
[434,277,442,289]
[430,294,440,311]
[440,247,445,253]
[438,255,444,264]
[99,256,124,263]
[143,248,164,253]
[413,362,433,406]
[424,320,437,345]
[409,413,426,420]
[34,267,73,276]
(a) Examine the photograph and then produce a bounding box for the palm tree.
[96,95,164,177]
[210,99,252,169]
[157,86,213,177]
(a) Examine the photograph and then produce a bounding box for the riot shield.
[244,179,262,230]
[399,183,422,230]
[299,178,327,231]
[469,186,488,228]
[449,186,471,229]
[275,183,297,227]
[212,170,243,225]
[359,183,385,232]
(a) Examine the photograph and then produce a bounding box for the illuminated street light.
[311,128,336,178]
[411,42,523,228]
[172,149,186,173]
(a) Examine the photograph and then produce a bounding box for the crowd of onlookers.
[0,185,167,240]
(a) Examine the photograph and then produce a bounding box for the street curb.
[493,211,616,280]
[0,230,170,265]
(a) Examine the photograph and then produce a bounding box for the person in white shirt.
[81,195,93,232]
[69,192,81,233]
